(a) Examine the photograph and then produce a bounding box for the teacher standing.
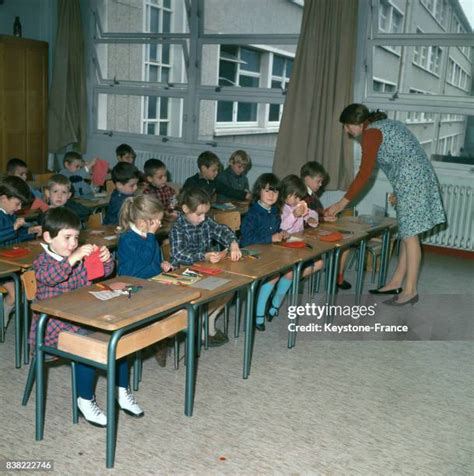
[327,104,446,305]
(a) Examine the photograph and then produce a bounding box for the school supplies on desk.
[317,230,344,242]
[190,277,230,290]
[84,250,105,280]
[240,248,261,259]
[190,264,222,275]
[151,272,201,286]
[212,202,237,210]
[0,247,30,258]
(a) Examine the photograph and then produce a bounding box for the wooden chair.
[213,210,241,232]
[105,180,115,194]
[87,212,103,229]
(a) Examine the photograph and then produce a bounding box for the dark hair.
[197,151,221,169]
[116,143,136,159]
[144,158,166,177]
[42,207,81,238]
[281,175,307,200]
[7,158,27,175]
[178,187,211,213]
[0,176,32,205]
[47,174,71,191]
[63,151,83,164]
[251,173,282,209]
[300,161,327,180]
[339,103,387,125]
[111,162,140,184]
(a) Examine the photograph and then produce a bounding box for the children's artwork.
[280,241,306,248]
[91,159,109,186]
[190,264,222,275]
[84,250,105,280]
[190,277,230,290]
[212,202,236,210]
[151,272,201,286]
[0,247,30,258]
[317,230,344,242]
[89,290,123,301]
[287,236,304,243]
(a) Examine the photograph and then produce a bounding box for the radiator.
[422,183,473,251]
[135,151,196,185]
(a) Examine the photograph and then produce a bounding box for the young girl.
[240,173,293,332]
[117,194,172,279]
[280,174,323,277]
[169,187,242,346]
[28,207,143,427]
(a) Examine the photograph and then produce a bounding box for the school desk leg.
[378,228,391,288]
[106,333,120,468]
[327,248,340,309]
[234,290,242,338]
[185,304,196,416]
[23,281,30,365]
[243,281,258,379]
[355,240,367,305]
[13,273,21,368]
[35,313,47,441]
[289,262,303,349]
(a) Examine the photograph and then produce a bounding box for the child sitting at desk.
[169,187,242,347]
[116,143,136,164]
[7,158,47,208]
[301,161,351,290]
[215,150,252,202]
[280,174,323,277]
[240,173,293,332]
[59,151,96,199]
[28,207,144,427]
[103,162,140,225]
[0,176,42,322]
[182,151,248,202]
[43,174,91,222]
[117,194,173,366]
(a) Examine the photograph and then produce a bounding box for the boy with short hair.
[143,158,177,216]
[215,150,252,202]
[300,161,351,290]
[103,162,140,225]
[116,144,136,164]
[59,151,96,198]
[6,158,28,182]
[183,151,248,201]
[44,174,91,222]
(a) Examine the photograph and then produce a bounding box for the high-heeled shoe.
[383,294,419,306]
[369,287,402,295]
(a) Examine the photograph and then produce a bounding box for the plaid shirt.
[28,249,114,348]
[169,213,236,267]
[143,183,176,212]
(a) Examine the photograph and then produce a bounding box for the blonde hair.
[229,150,250,167]
[119,194,164,232]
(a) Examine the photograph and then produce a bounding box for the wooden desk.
[0,262,22,367]
[32,276,200,468]
[75,194,110,212]
[81,225,119,249]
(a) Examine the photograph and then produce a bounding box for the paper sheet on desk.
[89,290,123,301]
[190,277,229,290]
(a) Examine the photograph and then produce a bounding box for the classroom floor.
[0,250,472,475]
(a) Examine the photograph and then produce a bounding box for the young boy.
[43,174,91,222]
[28,207,143,426]
[301,161,351,290]
[0,176,42,319]
[182,151,248,201]
[103,162,140,225]
[116,144,136,164]
[59,151,96,198]
[215,150,252,202]
[142,158,177,216]
[6,158,28,182]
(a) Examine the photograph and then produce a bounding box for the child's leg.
[302,259,324,278]
[75,362,96,400]
[116,358,144,417]
[207,295,232,336]
[268,271,293,317]
[337,250,351,288]
[256,277,278,325]
[3,281,15,305]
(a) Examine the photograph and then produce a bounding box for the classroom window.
[269,54,293,122]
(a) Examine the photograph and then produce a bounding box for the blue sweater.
[240,202,281,247]
[117,229,163,279]
[0,211,36,246]
[103,190,132,225]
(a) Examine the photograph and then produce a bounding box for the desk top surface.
[320,216,397,235]
[0,260,21,275]
[31,276,201,331]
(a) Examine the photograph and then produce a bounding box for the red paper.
[281,241,306,248]
[30,198,49,212]
[91,159,109,186]
[0,247,30,258]
[190,265,222,275]
[84,250,105,280]
[318,231,343,242]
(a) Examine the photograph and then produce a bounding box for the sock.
[256,282,276,324]
[270,277,293,313]
[337,272,344,285]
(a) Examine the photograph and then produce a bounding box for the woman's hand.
[325,197,349,218]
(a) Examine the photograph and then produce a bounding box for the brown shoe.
[154,342,168,367]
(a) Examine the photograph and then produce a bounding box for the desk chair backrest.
[87,212,103,229]
[161,239,171,261]
[213,211,241,232]
[21,270,37,302]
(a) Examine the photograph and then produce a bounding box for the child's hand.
[245,192,252,201]
[205,251,222,263]
[272,232,284,242]
[281,230,289,240]
[148,218,162,234]
[229,242,242,261]
[307,217,318,228]
[87,156,99,169]
[98,245,111,262]
[161,261,173,272]
[323,214,338,222]
[69,244,94,266]
[388,193,397,206]
[294,201,308,217]
[28,225,42,236]
[13,218,25,230]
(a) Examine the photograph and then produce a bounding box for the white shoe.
[117,387,144,418]
[77,396,107,427]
